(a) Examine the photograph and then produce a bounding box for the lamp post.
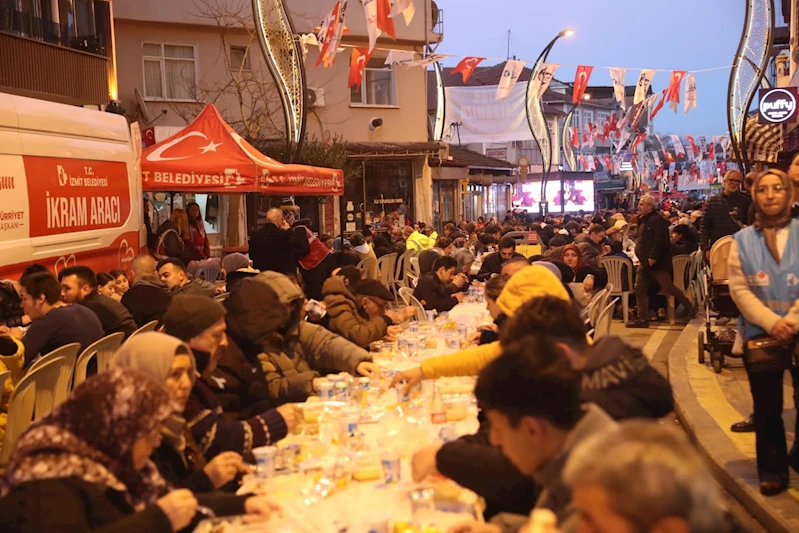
[561,93,590,172]
[525,29,574,217]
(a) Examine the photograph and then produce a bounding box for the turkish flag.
[348,47,373,88]
[578,155,588,170]
[663,151,675,164]
[570,126,579,147]
[649,89,667,120]
[376,0,396,40]
[630,132,646,152]
[450,57,484,83]
[604,155,613,170]
[572,65,593,103]
[666,70,687,104]
[685,135,699,158]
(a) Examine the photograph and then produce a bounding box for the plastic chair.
[398,287,426,321]
[28,342,81,375]
[584,288,608,328]
[29,356,66,421]
[395,250,414,289]
[410,257,420,278]
[0,367,36,465]
[709,236,733,281]
[376,253,398,291]
[128,320,159,340]
[666,255,692,324]
[598,256,634,323]
[590,298,619,341]
[73,333,125,389]
[195,263,222,282]
[28,343,80,409]
[357,256,377,280]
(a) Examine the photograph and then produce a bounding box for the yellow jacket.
[407,230,438,255]
[0,335,25,445]
[420,265,570,379]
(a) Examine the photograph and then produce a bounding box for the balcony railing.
[0,7,107,56]
[431,3,443,35]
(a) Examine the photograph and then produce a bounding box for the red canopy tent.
[141,104,343,196]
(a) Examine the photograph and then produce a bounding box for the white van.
[0,93,143,280]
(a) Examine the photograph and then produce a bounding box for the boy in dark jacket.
[413,256,463,313]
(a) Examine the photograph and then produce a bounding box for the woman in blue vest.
[729,169,799,496]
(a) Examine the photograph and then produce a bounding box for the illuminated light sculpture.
[526,29,573,215]
[252,0,307,162]
[728,0,773,174]
[561,93,589,172]
[432,59,446,141]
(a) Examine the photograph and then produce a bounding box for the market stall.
[141,104,343,254]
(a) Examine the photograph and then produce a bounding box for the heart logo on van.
[54,254,77,274]
[118,239,135,268]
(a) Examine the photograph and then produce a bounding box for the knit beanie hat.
[162,295,227,342]
[614,219,628,230]
[353,279,393,302]
[222,253,250,274]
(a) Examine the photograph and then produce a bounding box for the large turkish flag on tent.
[141,105,343,195]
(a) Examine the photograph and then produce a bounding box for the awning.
[141,105,343,195]
[744,114,783,163]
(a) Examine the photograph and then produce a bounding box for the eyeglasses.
[756,185,788,195]
[727,179,742,185]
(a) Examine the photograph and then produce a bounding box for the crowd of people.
[0,164,795,531]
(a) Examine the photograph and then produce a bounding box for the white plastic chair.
[590,298,619,341]
[583,288,608,328]
[398,287,426,321]
[73,333,125,389]
[395,250,414,289]
[357,256,377,280]
[128,320,159,340]
[665,255,692,324]
[598,256,634,323]
[28,343,80,410]
[0,367,37,465]
[29,356,66,421]
[195,263,222,282]
[376,253,398,292]
[410,257,420,278]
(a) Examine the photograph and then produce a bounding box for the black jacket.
[82,292,138,339]
[121,276,173,327]
[475,251,526,281]
[248,223,309,275]
[0,281,24,328]
[0,477,173,533]
[413,273,458,313]
[206,339,276,420]
[156,220,193,266]
[435,336,673,519]
[635,210,673,273]
[150,441,215,493]
[699,191,750,250]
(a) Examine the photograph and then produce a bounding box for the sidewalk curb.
[668,319,799,533]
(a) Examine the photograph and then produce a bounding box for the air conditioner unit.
[306,87,326,108]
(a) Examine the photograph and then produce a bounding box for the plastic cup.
[253,446,277,478]
[317,381,334,400]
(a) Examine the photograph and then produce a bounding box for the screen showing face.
[559,180,595,212]
[516,181,562,207]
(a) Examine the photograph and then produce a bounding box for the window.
[597,111,610,124]
[230,46,250,71]
[582,110,594,125]
[572,109,581,127]
[142,43,197,101]
[350,57,396,106]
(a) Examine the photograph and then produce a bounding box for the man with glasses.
[699,169,751,260]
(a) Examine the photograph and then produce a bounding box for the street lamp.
[525,28,574,216]
[561,93,590,172]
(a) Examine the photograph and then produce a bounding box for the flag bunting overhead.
[348,46,373,88]
[572,65,593,103]
[450,57,484,83]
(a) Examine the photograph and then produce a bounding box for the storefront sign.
[759,87,799,124]
[373,198,403,205]
[486,147,508,160]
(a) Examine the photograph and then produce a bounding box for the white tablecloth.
[446,302,491,328]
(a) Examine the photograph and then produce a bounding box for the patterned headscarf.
[752,169,794,263]
[562,244,585,271]
[2,368,172,510]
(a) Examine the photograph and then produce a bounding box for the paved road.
[611,321,769,532]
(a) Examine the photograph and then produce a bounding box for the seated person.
[451,249,476,293]
[58,266,137,339]
[157,258,218,298]
[122,255,173,327]
[476,237,525,281]
[224,271,376,404]
[671,224,699,256]
[468,276,507,347]
[0,264,49,328]
[0,335,24,448]
[322,275,404,349]
[413,256,464,313]
[0,272,103,366]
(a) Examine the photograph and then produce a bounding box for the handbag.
[744,335,796,372]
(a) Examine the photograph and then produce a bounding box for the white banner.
[496,60,526,100]
[671,135,686,157]
[361,0,380,53]
[445,84,533,143]
[530,63,559,100]
[683,73,697,114]
[698,135,707,154]
[385,50,415,65]
[634,69,656,105]
[409,53,449,67]
[389,0,415,25]
[609,68,627,110]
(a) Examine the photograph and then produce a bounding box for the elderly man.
[248,208,309,275]
[699,170,751,258]
[628,195,695,329]
[121,255,172,327]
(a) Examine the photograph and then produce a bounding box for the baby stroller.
[697,235,741,373]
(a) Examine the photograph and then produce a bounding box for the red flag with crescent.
[649,89,667,120]
[570,126,579,147]
[604,155,613,170]
[450,57,484,83]
[666,70,687,104]
[685,135,699,158]
[573,65,593,103]
[348,47,373,88]
[630,132,646,152]
[578,155,587,170]
[376,0,396,40]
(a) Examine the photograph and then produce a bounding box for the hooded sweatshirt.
[322,276,390,348]
[226,271,372,404]
[121,275,173,327]
[420,266,570,379]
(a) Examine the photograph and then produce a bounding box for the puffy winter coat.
[322,276,391,348]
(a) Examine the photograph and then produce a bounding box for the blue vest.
[734,219,799,339]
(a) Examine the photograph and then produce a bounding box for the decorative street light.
[525,28,574,216]
[561,93,590,172]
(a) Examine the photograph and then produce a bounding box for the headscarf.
[112,332,197,454]
[2,368,171,510]
[222,252,250,275]
[752,169,794,263]
[451,248,475,273]
[562,244,585,271]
